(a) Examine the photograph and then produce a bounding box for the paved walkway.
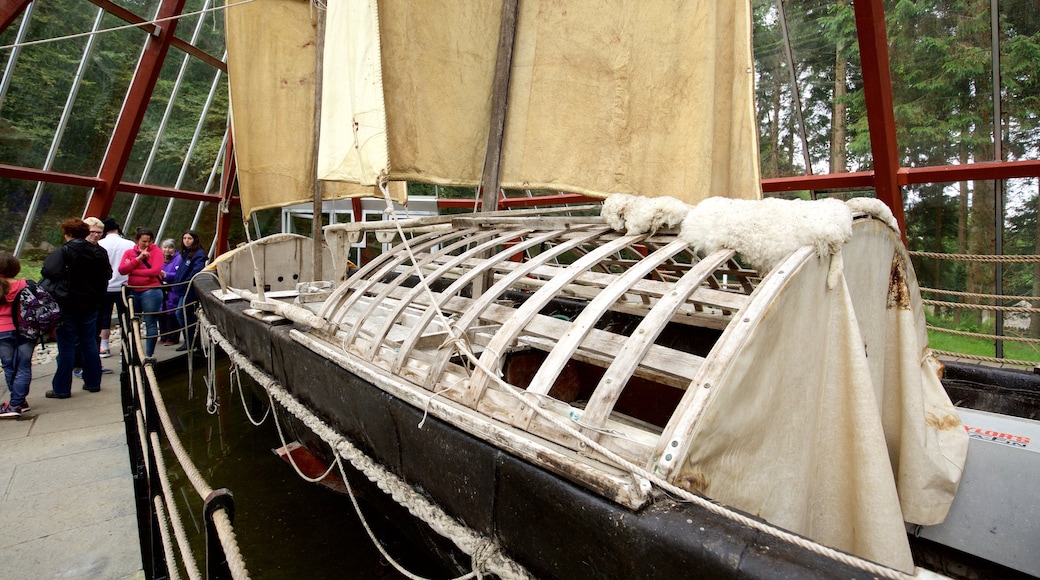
[0,343,144,580]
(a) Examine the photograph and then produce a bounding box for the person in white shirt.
[97,218,136,357]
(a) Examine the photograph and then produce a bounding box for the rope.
[152,496,183,580]
[149,432,203,580]
[443,333,911,580]
[200,313,532,580]
[201,307,907,580]
[920,286,1040,303]
[128,312,251,578]
[928,325,1040,345]
[230,364,271,425]
[211,510,251,580]
[934,350,1039,367]
[910,251,1040,263]
[922,298,1040,314]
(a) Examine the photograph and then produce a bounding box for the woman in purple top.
[158,239,182,345]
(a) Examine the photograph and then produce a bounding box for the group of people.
[0,217,207,418]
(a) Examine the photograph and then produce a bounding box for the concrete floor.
[0,343,144,580]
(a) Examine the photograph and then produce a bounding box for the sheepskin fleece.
[846,196,900,234]
[679,197,853,274]
[601,193,691,235]
[668,216,966,574]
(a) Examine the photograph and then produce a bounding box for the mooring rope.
[200,313,532,580]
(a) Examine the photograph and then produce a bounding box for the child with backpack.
[0,252,34,418]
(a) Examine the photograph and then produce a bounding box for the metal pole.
[992,0,1004,358]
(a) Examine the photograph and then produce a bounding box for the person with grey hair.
[159,238,182,344]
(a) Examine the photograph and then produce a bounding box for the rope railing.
[121,297,251,580]
[908,251,1040,366]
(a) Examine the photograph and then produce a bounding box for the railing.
[910,250,1040,368]
[119,286,250,580]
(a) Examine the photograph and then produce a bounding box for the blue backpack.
[11,281,62,343]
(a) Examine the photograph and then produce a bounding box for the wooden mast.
[479,0,520,213]
[311,4,327,281]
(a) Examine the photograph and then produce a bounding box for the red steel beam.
[853,0,906,239]
[0,0,30,32]
[86,0,226,72]
[213,128,236,256]
[86,0,186,219]
[0,164,104,189]
[114,181,233,204]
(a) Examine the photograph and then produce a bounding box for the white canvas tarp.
[665,210,967,573]
[320,0,761,204]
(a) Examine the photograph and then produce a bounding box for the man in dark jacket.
[41,218,112,398]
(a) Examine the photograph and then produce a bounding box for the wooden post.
[312,5,327,282]
[479,0,520,213]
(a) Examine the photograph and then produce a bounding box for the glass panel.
[109,0,162,20]
[0,181,92,260]
[191,0,225,58]
[123,45,197,188]
[0,0,100,169]
[177,58,229,192]
[752,0,860,178]
[173,0,215,45]
[51,11,151,176]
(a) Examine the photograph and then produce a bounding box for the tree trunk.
[830,40,847,174]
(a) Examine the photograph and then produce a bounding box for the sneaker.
[73,368,83,378]
[0,402,21,418]
[101,368,113,374]
[15,402,30,412]
[99,349,111,358]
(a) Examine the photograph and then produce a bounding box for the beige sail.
[319,0,762,204]
[225,0,403,217]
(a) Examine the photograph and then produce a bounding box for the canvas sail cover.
[319,0,762,204]
[224,0,404,217]
[666,207,967,573]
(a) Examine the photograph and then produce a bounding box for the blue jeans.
[129,288,163,357]
[0,330,33,406]
[54,310,101,395]
[176,292,198,348]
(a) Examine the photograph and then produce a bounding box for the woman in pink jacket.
[118,227,164,362]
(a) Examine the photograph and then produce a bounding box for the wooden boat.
[197,1,1040,577]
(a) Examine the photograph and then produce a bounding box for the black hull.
[196,276,887,579]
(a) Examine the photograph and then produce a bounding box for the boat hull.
[197,275,882,579]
